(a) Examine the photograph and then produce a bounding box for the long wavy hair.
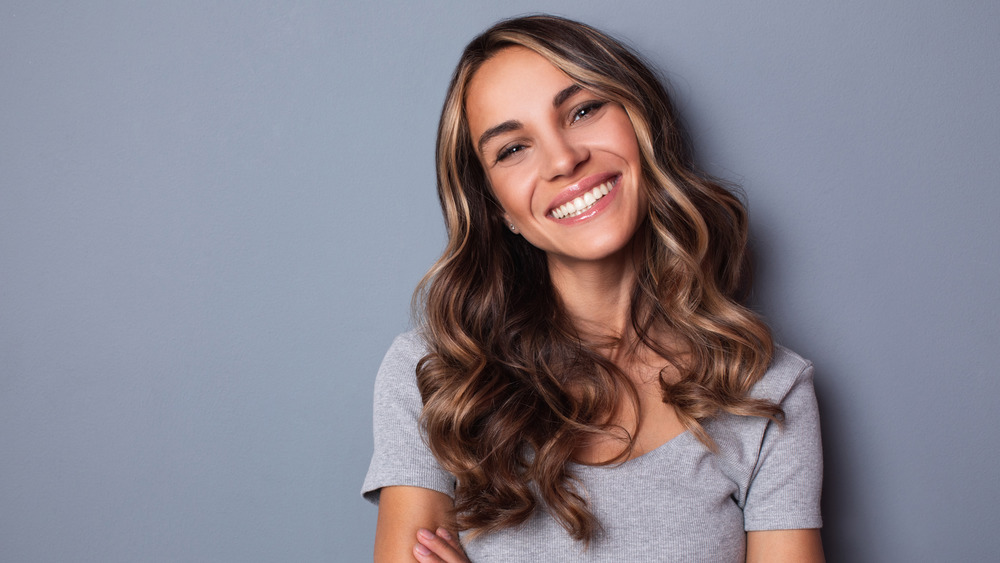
[414,15,781,543]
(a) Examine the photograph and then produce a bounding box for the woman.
[363,15,823,562]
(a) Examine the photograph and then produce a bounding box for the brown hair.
[415,14,780,542]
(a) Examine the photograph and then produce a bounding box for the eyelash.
[495,143,525,163]
[571,100,606,123]
[493,100,608,164]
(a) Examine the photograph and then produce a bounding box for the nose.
[541,132,588,180]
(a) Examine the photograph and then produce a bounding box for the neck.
[548,247,638,347]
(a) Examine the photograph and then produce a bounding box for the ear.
[502,212,519,235]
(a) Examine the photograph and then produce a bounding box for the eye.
[571,101,607,123]
[495,143,526,163]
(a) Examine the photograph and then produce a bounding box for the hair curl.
[414,14,781,543]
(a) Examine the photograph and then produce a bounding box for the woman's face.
[465,46,645,268]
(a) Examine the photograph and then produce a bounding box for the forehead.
[465,46,575,136]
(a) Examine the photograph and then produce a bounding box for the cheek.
[602,107,642,159]
[487,170,535,215]
[615,127,642,163]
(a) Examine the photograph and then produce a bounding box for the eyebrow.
[477,120,522,155]
[475,84,584,155]
[552,84,582,108]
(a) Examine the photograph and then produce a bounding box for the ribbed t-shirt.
[362,330,822,562]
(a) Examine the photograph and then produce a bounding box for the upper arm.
[746,529,824,563]
[742,359,824,560]
[375,485,454,563]
[744,362,823,530]
[363,335,459,559]
[361,333,455,505]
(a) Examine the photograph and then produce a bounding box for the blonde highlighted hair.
[415,15,780,543]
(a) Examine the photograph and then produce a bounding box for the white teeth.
[550,180,615,219]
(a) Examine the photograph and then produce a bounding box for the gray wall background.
[2,1,997,561]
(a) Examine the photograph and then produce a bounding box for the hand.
[413,527,470,563]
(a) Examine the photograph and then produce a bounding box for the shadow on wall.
[815,378,863,561]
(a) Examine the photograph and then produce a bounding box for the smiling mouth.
[549,178,616,219]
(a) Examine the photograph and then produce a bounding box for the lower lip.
[548,177,621,225]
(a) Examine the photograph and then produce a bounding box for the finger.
[413,541,444,562]
[435,527,466,556]
[416,528,469,563]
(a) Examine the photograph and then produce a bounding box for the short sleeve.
[361,331,456,504]
[742,360,823,530]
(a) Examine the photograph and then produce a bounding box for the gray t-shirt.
[362,331,822,562]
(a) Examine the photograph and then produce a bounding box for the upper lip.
[545,173,620,214]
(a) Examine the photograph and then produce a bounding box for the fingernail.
[436,527,451,540]
[414,543,430,556]
[417,528,435,540]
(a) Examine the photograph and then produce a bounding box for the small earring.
[508,222,519,234]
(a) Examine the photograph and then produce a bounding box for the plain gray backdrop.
[2,1,998,561]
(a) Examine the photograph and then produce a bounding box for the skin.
[375,46,824,562]
[466,48,647,275]
[373,486,453,562]
[466,46,649,349]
